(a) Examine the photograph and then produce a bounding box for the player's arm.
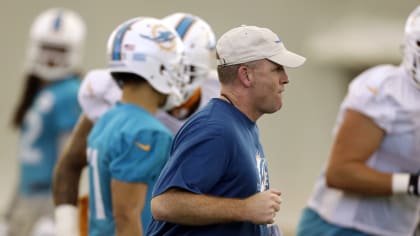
[53,114,92,204]
[326,109,393,195]
[151,187,281,225]
[111,179,147,236]
[327,109,420,196]
[53,114,93,236]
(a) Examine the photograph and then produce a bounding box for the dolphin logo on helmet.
[107,17,187,110]
[140,24,178,51]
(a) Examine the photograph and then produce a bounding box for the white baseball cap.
[216,25,306,67]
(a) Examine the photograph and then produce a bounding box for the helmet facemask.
[162,12,216,102]
[29,43,74,80]
[403,6,420,89]
[159,59,188,111]
[26,8,86,81]
[181,64,209,100]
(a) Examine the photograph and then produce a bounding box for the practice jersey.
[78,69,220,133]
[19,76,81,195]
[87,103,173,236]
[307,65,420,236]
[147,99,270,236]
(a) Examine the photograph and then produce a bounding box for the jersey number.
[87,148,106,219]
[19,111,42,163]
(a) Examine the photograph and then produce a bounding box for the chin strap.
[168,88,201,120]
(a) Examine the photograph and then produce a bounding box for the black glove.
[408,174,419,196]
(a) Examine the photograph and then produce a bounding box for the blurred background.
[1,0,418,234]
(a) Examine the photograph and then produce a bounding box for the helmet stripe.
[175,16,196,40]
[112,19,138,60]
[52,10,63,32]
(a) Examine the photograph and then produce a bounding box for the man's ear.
[238,65,252,87]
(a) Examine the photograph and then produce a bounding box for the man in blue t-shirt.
[148,25,306,235]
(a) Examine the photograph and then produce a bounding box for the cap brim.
[268,50,306,68]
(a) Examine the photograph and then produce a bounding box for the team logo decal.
[256,151,269,192]
[140,24,177,51]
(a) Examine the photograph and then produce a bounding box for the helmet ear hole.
[159,64,165,75]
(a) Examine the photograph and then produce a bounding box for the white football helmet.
[26,8,86,81]
[107,17,186,110]
[162,12,216,101]
[403,5,420,88]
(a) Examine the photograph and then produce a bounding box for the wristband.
[391,173,410,194]
[55,204,79,236]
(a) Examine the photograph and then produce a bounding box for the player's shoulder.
[207,70,219,80]
[118,104,171,134]
[203,70,219,85]
[348,64,400,97]
[80,69,115,94]
[41,75,80,105]
[47,75,80,92]
[78,68,122,122]
[350,64,398,89]
[79,68,121,101]
[200,69,221,98]
[118,117,172,148]
[84,69,111,81]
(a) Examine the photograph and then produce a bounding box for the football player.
[297,5,420,236]
[4,8,86,236]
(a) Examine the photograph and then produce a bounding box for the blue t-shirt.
[87,103,173,236]
[19,76,81,195]
[147,98,270,236]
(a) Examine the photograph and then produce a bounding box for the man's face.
[247,59,289,115]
